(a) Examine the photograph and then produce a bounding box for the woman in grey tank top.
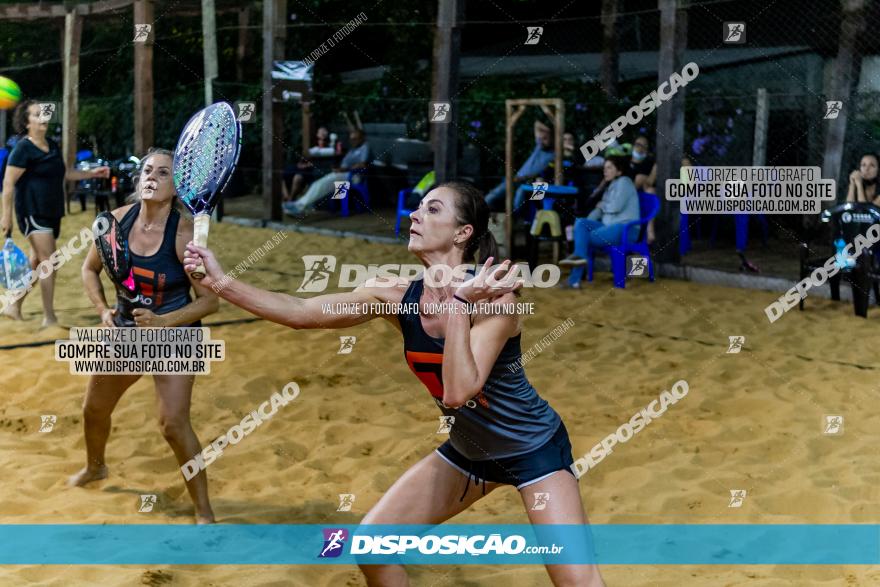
[185,181,606,586]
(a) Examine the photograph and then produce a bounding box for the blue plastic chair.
[338,167,370,217]
[395,188,414,236]
[587,192,660,288]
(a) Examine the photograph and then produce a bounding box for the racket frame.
[172,102,242,280]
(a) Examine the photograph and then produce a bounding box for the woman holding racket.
[70,148,219,525]
[0,99,109,325]
[185,181,605,585]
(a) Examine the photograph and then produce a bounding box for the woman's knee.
[157,414,190,441]
[82,398,112,421]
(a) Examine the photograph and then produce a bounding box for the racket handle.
[191,213,210,279]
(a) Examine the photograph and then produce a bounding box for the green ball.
[0,76,22,110]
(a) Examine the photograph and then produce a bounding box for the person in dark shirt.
[846,153,880,204]
[283,128,371,216]
[628,135,657,192]
[283,126,332,202]
[184,181,606,586]
[485,120,556,213]
[0,99,109,325]
[71,148,220,524]
[628,135,657,242]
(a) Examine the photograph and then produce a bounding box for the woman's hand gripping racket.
[172,102,242,279]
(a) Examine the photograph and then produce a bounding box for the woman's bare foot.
[195,511,216,524]
[41,316,59,328]
[67,465,109,487]
[2,304,23,321]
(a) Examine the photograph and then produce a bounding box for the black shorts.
[436,421,576,490]
[17,215,60,239]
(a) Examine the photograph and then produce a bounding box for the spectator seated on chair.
[558,155,640,288]
[846,152,880,205]
[283,128,371,216]
[628,135,657,193]
[282,126,333,203]
[484,120,556,214]
[628,135,658,243]
[539,131,592,218]
[540,132,586,184]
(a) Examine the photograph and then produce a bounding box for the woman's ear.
[455,224,474,245]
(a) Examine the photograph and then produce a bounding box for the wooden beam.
[504,100,515,256]
[133,0,154,155]
[653,0,687,263]
[552,101,564,263]
[235,6,251,83]
[301,100,312,154]
[502,99,565,255]
[62,8,83,176]
[0,0,133,20]
[752,88,769,167]
[201,0,218,107]
[262,0,286,221]
[431,0,463,185]
[821,0,866,202]
[600,0,620,98]
[553,101,564,186]
[507,99,562,107]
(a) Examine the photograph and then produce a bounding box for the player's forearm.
[82,269,109,313]
[1,184,12,217]
[855,182,866,202]
[441,306,481,407]
[218,278,305,328]
[65,169,93,181]
[161,294,218,327]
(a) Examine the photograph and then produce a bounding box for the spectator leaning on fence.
[846,153,880,205]
[558,155,640,289]
[484,120,556,213]
[283,128,371,217]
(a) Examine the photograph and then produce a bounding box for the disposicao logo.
[318,528,349,558]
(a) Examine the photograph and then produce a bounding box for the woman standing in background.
[0,99,109,326]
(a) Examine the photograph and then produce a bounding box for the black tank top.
[398,278,560,460]
[113,203,199,327]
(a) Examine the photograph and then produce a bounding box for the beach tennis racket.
[1,229,31,291]
[172,102,242,279]
[93,213,140,325]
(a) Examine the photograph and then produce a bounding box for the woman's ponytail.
[474,229,499,265]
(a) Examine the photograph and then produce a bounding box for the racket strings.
[173,103,241,211]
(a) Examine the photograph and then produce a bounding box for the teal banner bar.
[0,525,876,565]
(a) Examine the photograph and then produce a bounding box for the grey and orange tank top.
[398,277,560,460]
[113,202,199,327]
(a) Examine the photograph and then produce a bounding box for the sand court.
[1,217,879,585]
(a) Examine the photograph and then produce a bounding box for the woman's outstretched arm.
[184,242,398,330]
